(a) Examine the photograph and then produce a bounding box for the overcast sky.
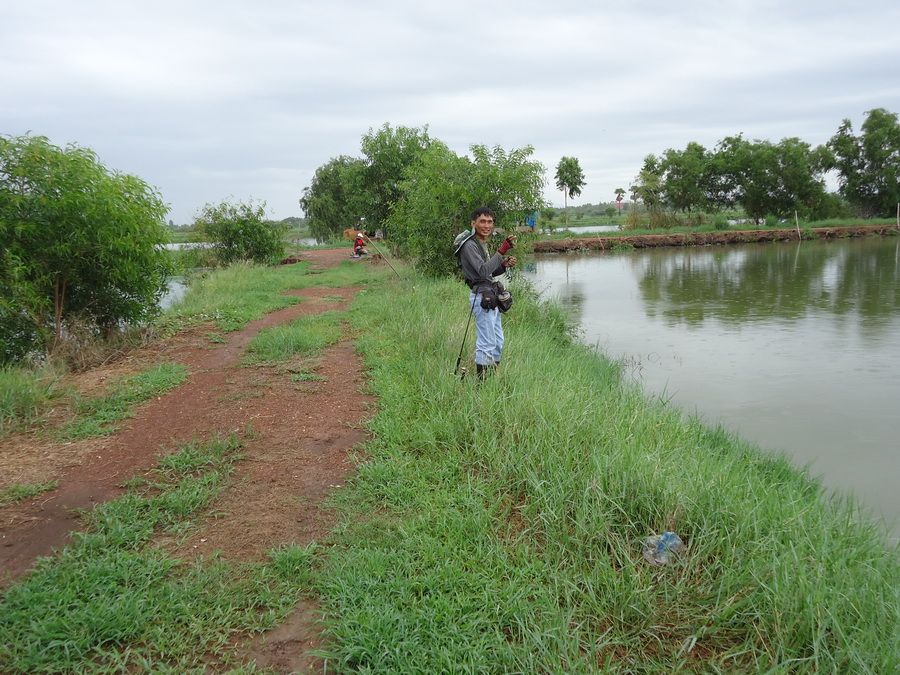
[3,0,899,224]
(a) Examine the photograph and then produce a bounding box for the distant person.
[453,206,516,377]
[352,232,368,257]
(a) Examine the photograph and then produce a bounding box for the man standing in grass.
[453,207,517,377]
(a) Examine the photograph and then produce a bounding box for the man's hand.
[498,235,516,255]
[502,255,517,269]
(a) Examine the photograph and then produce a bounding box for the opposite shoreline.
[533,224,898,252]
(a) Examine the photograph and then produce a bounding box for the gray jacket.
[455,232,505,293]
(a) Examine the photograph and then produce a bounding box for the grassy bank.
[537,217,899,240]
[1,257,895,671]
[315,274,898,671]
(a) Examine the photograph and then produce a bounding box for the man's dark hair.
[471,206,495,221]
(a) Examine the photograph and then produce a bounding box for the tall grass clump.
[0,434,316,672]
[0,364,60,434]
[317,274,898,672]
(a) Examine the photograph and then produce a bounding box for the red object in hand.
[498,237,514,255]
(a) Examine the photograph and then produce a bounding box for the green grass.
[804,217,898,228]
[0,434,316,672]
[160,258,390,334]
[0,480,58,506]
[0,364,61,435]
[312,275,898,672]
[59,363,188,440]
[5,258,894,671]
[245,311,344,364]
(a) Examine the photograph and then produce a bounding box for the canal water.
[525,236,900,534]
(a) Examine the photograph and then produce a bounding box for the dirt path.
[0,247,370,670]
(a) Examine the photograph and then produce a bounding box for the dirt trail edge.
[0,250,374,622]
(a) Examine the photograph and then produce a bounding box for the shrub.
[194,200,286,265]
[0,135,172,362]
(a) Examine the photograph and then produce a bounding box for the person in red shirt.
[352,232,368,257]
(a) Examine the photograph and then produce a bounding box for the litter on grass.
[642,531,685,565]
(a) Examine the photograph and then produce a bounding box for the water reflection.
[634,238,899,334]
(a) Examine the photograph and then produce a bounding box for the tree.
[387,143,545,277]
[770,137,832,219]
[194,199,285,265]
[554,156,586,227]
[713,136,778,223]
[631,154,664,210]
[660,142,710,212]
[360,123,433,238]
[0,134,171,360]
[711,135,832,222]
[828,108,900,217]
[299,156,367,241]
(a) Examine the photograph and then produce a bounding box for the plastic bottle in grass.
[642,531,685,565]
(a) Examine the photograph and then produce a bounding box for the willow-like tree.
[300,155,367,241]
[360,123,433,238]
[0,134,171,361]
[554,156,586,227]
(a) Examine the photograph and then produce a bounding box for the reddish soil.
[0,247,370,671]
[532,224,896,252]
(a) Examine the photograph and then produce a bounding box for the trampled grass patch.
[315,275,898,672]
[244,311,344,364]
[59,362,187,439]
[0,480,58,506]
[0,434,316,673]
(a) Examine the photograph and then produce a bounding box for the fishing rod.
[362,234,402,280]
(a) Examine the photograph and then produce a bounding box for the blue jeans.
[471,292,504,366]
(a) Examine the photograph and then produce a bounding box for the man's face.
[472,213,494,240]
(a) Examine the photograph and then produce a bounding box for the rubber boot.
[476,364,487,380]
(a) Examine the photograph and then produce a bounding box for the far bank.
[533,224,898,252]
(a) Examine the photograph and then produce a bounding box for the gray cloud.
[3,0,898,222]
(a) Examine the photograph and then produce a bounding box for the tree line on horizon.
[628,107,899,223]
[1,107,896,363]
[302,108,898,249]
